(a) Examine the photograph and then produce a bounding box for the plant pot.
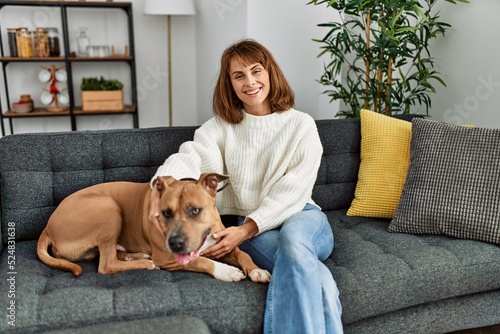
[81,90,123,112]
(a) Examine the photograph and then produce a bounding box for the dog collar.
[179,177,229,193]
[216,181,229,193]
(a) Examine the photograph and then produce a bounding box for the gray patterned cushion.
[388,118,500,244]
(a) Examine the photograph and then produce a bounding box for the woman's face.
[229,58,271,116]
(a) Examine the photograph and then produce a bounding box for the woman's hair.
[213,39,295,124]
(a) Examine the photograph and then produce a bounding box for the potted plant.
[308,0,468,118]
[80,76,124,112]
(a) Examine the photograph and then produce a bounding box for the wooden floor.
[448,324,500,334]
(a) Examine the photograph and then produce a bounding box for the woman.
[149,39,343,334]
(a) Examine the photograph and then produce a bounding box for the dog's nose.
[168,233,186,253]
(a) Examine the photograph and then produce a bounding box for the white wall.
[192,0,248,124]
[2,0,498,137]
[428,0,500,128]
[247,0,338,120]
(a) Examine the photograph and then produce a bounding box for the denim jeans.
[238,203,343,334]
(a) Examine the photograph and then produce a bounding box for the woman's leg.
[239,204,343,334]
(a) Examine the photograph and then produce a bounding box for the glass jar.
[7,28,18,57]
[87,45,110,58]
[47,27,61,57]
[34,27,50,57]
[77,27,90,56]
[16,27,33,58]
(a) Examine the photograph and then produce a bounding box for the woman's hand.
[149,186,163,235]
[201,219,258,259]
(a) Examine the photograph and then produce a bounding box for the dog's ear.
[155,176,176,194]
[198,173,229,196]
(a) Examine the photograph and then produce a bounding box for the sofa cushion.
[347,109,412,218]
[3,214,500,333]
[389,118,500,244]
[0,240,266,333]
[327,209,500,325]
[44,315,211,334]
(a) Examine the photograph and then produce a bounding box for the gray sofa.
[0,118,499,333]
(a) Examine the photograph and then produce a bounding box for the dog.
[37,173,271,283]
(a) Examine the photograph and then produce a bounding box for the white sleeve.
[151,117,225,186]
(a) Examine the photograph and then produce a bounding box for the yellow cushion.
[347,109,412,218]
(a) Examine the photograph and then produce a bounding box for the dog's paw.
[148,260,160,270]
[127,253,151,261]
[249,268,271,283]
[213,262,246,282]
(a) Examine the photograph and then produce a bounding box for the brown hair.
[213,39,295,124]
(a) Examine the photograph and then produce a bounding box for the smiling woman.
[150,39,343,333]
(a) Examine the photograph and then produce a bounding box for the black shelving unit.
[0,1,138,136]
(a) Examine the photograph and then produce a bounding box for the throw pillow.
[347,109,412,218]
[389,118,500,245]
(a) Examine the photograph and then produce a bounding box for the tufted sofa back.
[313,119,360,211]
[0,119,362,244]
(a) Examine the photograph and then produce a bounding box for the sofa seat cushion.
[44,315,211,334]
[326,209,500,324]
[0,241,266,333]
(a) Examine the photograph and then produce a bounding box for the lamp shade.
[144,0,196,16]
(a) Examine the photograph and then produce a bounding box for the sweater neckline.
[241,109,294,128]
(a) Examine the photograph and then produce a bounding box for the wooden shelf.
[3,108,70,117]
[0,1,131,8]
[73,105,136,115]
[68,56,133,62]
[0,56,65,62]
[3,106,136,117]
[0,56,132,62]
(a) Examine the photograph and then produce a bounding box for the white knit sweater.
[153,109,323,234]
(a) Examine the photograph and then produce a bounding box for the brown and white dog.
[37,173,270,283]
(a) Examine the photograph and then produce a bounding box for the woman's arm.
[148,117,225,223]
[151,117,226,185]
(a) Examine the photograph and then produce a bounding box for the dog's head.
[154,173,228,265]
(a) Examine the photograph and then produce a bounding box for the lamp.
[144,0,196,127]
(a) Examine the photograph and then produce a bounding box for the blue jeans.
[238,204,343,334]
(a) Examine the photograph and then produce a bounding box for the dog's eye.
[191,208,201,216]
[162,209,174,220]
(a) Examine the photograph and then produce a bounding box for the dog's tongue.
[174,251,198,265]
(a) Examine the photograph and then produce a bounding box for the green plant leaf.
[81,76,124,91]
[308,0,466,116]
